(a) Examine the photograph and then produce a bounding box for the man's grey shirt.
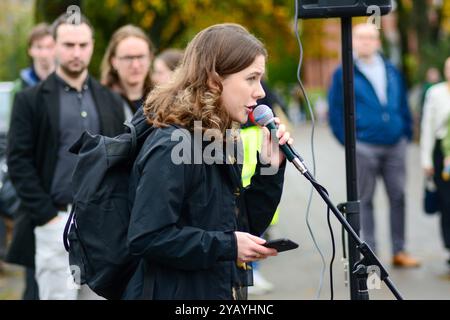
[50,74,100,206]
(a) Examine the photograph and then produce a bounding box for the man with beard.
[7,13,125,299]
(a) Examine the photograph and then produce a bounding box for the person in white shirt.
[420,57,450,267]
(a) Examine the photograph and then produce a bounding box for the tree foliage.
[3,0,446,88]
[397,0,450,84]
[34,0,299,85]
[0,0,34,81]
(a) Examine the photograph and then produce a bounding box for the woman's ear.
[207,72,222,91]
[207,79,218,90]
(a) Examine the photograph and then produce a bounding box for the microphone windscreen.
[248,111,256,125]
[252,104,274,127]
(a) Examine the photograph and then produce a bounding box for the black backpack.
[0,133,20,220]
[63,110,153,300]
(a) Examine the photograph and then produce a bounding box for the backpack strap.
[124,122,137,156]
[63,204,76,252]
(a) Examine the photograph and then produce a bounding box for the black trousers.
[433,140,450,250]
[23,267,39,300]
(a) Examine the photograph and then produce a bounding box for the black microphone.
[252,104,308,174]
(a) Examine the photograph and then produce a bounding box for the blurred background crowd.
[0,0,450,300]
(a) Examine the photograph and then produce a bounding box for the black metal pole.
[300,171,403,300]
[340,17,361,300]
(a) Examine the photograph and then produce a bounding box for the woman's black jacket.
[125,125,286,299]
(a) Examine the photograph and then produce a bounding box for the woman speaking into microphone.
[125,23,294,300]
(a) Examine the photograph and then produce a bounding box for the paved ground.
[1,123,449,300]
[0,262,23,300]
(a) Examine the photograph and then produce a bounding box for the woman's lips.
[245,105,256,113]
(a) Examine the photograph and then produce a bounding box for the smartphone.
[263,238,299,253]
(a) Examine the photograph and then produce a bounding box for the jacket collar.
[41,72,116,136]
[353,54,397,108]
[20,67,40,87]
[41,73,60,140]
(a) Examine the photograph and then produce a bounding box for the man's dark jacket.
[6,72,125,267]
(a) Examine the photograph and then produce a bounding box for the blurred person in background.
[328,23,419,268]
[101,25,154,120]
[7,13,125,300]
[420,57,450,268]
[415,67,442,141]
[421,67,442,114]
[17,23,56,90]
[151,48,184,86]
[4,22,55,300]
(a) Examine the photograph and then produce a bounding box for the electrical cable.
[293,0,335,300]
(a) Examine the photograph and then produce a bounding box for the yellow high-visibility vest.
[240,126,279,225]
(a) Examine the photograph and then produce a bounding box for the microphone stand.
[340,17,363,300]
[289,151,403,300]
[295,0,398,301]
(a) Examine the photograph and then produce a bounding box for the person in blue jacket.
[328,23,419,267]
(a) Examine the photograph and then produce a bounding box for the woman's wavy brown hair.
[143,23,267,135]
[100,25,154,98]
